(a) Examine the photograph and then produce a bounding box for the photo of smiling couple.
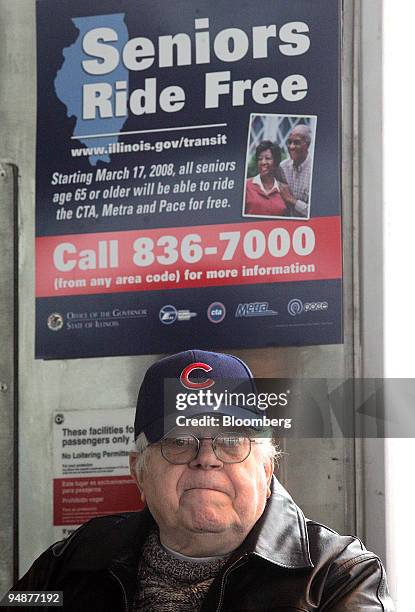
[244,114,315,220]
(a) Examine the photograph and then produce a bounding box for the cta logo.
[235,302,277,318]
[180,362,214,389]
[287,299,328,316]
[207,302,226,323]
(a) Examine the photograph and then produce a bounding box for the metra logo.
[180,362,214,389]
[235,302,277,317]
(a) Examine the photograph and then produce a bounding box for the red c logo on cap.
[180,362,214,389]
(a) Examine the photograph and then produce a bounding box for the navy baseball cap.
[134,349,262,442]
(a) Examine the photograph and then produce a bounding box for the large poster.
[36,0,342,359]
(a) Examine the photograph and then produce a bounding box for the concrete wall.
[0,163,17,593]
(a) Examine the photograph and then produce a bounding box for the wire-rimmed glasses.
[160,432,255,464]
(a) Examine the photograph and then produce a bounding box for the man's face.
[287,130,309,165]
[130,429,273,553]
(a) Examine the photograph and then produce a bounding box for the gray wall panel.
[0,163,17,594]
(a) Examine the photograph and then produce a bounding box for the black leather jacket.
[8,478,394,611]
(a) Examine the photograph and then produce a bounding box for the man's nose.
[188,439,223,469]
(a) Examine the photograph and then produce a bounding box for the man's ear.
[264,457,274,499]
[129,451,146,504]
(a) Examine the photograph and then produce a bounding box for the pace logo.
[207,302,226,323]
[235,302,278,318]
[180,362,214,389]
[287,299,304,316]
[304,302,329,312]
[287,299,328,316]
[304,301,328,312]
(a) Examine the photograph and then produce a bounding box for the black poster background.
[35,0,342,359]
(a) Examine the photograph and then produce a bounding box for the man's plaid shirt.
[280,154,312,217]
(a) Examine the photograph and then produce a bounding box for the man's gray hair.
[132,431,281,476]
[291,124,312,145]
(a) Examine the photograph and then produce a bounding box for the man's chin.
[180,494,232,533]
[186,514,229,534]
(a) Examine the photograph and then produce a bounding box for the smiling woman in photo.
[244,140,289,217]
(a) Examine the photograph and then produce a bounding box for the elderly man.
[8,350,393,611]
[279,124,313,217]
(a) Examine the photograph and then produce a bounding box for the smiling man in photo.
[280,124,313,218]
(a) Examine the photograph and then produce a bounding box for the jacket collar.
[238,476,313,568]
[59,476,312,574]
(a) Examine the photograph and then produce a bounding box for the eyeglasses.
[159,433,257,464]
[287,139,304,146]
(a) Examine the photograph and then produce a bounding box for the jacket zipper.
[215,554,249,612]
[109,569,129,612]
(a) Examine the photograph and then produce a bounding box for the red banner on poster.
[37,217,341,297]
